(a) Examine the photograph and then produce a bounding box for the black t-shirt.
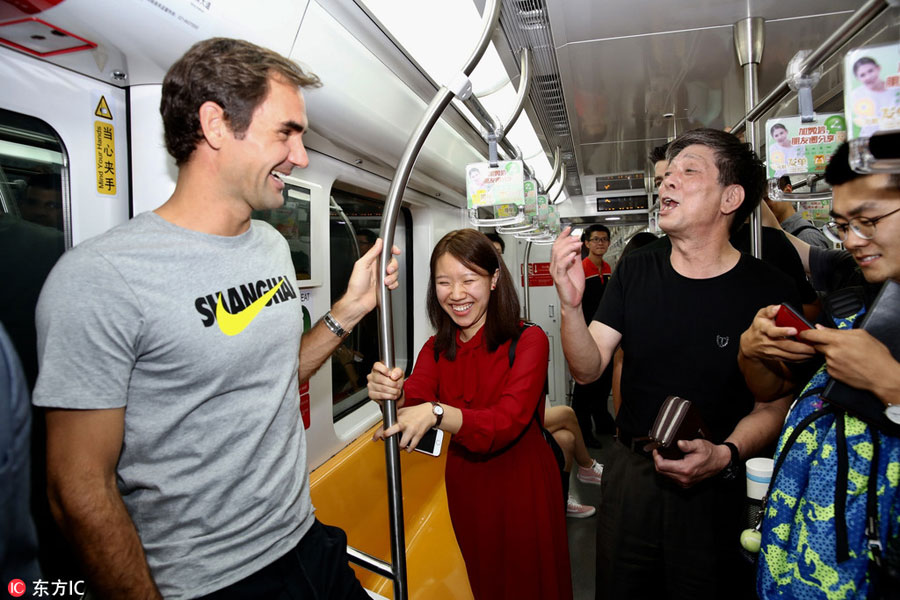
[596,244,802,442]
[731,225,818,305]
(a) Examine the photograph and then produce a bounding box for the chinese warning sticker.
[95,120,116,195]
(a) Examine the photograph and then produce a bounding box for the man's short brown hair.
[160,38,321,166]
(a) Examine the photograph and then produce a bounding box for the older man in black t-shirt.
[551,129,801,599]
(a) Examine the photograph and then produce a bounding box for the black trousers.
[595,441,756,600]
[572,363,616,438]
[198,520,369,600]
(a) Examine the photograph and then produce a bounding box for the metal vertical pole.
[523,241,533,321]
[373,1,501,598]
[734,17,765,259]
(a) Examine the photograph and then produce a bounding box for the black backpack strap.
[507,321,554,430]
[508,320,537,367]
[508,321,550,400]
[823,286,866,322]
[763,405,837,513]
[866,430,883,568]
[835,413,850,562]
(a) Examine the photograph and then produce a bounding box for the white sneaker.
[566,496,596,519]
[576,460,604,486]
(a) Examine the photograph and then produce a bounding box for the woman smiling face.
[434,252,498,342]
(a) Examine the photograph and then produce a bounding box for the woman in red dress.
[367,229,572,600]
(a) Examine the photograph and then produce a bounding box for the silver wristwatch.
[431,401,444,428]
[323,311,349,338]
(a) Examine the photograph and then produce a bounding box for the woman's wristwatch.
[430,401,444,428]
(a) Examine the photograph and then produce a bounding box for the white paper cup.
[746,457,774,500]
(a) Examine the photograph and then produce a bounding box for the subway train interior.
[1,0,898,598]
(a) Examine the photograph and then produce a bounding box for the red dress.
[403,326,572,600]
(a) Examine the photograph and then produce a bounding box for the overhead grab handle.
[786,50,822,123]
[764,55,843,202]
[466,83,534,224]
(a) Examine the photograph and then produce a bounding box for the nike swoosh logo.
[216,279,285,336]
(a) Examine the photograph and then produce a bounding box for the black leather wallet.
[646,396,710,460]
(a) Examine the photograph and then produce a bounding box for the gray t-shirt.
[33,212,313,599]
[781,213,831,250]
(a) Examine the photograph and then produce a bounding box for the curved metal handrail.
[550,165,568,204]
[330,196,360,258]
[539,146,562,195]
[729,0,889,136]
[373,1,501,598]
[498,48,532,137]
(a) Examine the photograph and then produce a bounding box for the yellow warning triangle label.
[95,96,113,120]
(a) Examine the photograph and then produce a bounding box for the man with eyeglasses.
[572,224,616,446]
[581,224,613,321]
[739,142,900,599]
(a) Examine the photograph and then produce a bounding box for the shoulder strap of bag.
[509,321,550,401]
[508,320,536,367]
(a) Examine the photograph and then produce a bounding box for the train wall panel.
[0,46,130,245]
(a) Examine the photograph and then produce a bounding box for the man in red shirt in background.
[574,224,615,447]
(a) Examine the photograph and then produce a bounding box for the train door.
[0,46,130,245]
[0,43,131,578]
[510,239,568,406]
[0,42,130,387]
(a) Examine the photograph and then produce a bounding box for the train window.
[252,182,312,280]
[329,186,412,421]
[0,107,69,388]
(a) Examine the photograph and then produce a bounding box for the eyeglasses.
[587,237,609,244]
[823,206,900,243]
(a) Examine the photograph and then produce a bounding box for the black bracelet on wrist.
[719,442,741,481]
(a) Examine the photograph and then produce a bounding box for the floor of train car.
[565,434,610,600]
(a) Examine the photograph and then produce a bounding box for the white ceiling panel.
[539,1,897,182]
[547,0,860,45]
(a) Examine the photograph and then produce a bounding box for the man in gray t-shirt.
[33,38,398,600]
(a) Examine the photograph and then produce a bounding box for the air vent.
[498,0,581,196]
[515,0,546,30]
